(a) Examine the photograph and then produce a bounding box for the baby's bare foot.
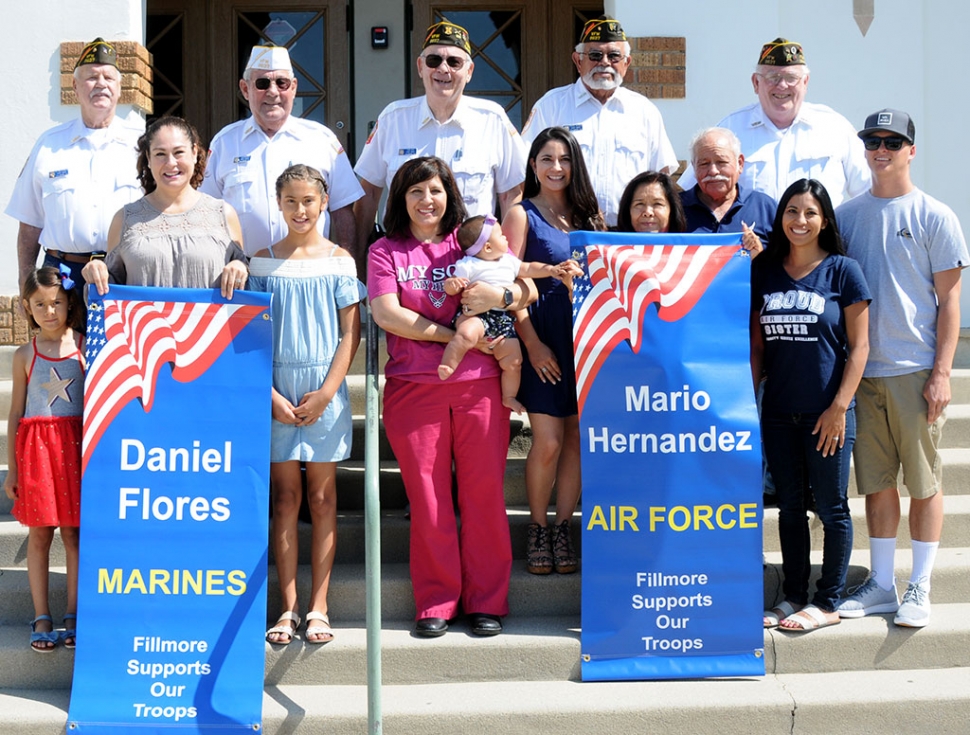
[438,365,455,381]
[503,396,526,414]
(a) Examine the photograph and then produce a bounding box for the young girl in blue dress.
[5,266,86,652]
[248,164,364,645]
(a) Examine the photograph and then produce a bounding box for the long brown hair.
[136,116,207,194]
[524,126,605,231]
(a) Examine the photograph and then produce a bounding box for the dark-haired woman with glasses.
[751,179,871,632]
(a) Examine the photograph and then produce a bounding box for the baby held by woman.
[438,214,581,413]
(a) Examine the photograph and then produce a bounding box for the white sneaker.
[894,580,931,628]
[837,575,899,618]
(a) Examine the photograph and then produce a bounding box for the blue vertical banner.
[68,286,273,732]
[571,232,764,681]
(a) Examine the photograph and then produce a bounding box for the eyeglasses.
[861,136,907,151]
[580,50,626,64]
[253,76,293,91]
[423,54,466,70]
[757,72,805,87]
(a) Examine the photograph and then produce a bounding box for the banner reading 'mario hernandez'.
[68,285,272,732]
[572,232,764,681]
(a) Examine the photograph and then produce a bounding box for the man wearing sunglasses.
[354,20,527,269]
[521,16,677,227]
[836,109,968,629]
[203,45,363,255]
[680,37,869,208]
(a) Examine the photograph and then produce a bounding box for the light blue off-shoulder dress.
[248,247,365,462]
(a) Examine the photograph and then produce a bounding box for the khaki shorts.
[853,371,945,499]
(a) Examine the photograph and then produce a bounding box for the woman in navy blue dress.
[503,127,605,574]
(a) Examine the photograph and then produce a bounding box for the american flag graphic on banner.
[571,236,741,416]
[82,292,267,473]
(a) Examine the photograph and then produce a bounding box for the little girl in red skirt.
[5,266,86,652]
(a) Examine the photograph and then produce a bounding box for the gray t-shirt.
[837,188,969,377]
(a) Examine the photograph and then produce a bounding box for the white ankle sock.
[869,536,897,590]
[910,540,939,590]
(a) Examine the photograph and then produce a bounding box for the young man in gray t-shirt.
[836,109,968,628]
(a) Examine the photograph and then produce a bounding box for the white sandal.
[764,600,800,629]
[779,604,840,632]
[266,611,301,645]
[305,611,334,644]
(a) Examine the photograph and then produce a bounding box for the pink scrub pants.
[382,376,512,620]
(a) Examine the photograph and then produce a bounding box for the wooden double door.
[146,1,602,151]
[410,1,604,130]
[146,0,350,147]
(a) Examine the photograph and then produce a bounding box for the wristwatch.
[502,288,514,309]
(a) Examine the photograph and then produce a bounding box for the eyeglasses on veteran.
[580,49,626,64]
[253,76,293,91]
[756,72,806,87]
[423,54,466,70]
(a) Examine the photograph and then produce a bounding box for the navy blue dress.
[517,200,577,417]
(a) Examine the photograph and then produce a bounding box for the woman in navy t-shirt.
[751,179,871,632]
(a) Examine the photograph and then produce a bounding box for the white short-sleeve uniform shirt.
[202,115,363,254]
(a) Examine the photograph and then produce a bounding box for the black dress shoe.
[469,613,502,636]
[414,617,448,637]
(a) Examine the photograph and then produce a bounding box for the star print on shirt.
[40,366,74,407]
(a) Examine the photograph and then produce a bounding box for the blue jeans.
[762,408,855,612]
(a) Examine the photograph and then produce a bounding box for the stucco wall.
[614,0,970,320]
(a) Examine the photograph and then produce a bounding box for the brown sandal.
[551,519,578,574]
[526,523,553,574]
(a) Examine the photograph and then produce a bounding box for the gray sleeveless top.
[25,339,85,418]
[105,193,246,288]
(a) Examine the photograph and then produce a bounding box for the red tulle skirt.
[12,415,82,528]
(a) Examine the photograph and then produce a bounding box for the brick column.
[625,36,687,176]
[59,40,154,115]
[0,297,30,346]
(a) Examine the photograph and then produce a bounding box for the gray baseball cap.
[858,109,915,144]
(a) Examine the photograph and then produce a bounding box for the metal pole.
[364,306,383,733]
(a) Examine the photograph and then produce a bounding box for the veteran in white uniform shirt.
[353,20,527,265]
[679,37,869,207]
[202,45,363,255]
[521,16,678,228]
[6,37,143,291]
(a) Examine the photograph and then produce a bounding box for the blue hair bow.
[58,262,76,291]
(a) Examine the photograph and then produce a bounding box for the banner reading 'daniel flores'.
[68,285,273,732]
[571,232,764,681]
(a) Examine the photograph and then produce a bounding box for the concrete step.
[942,402,970,448]
[3,491,970,571]
[2,666,969,734]
[0,378,11,416]
[3,546,967,630]
[0,345,15,379]
[334,445,970,507]
[3,601,970,690]
[0,603,970,700]
[762,493,970,551]
[3,436,969,520]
